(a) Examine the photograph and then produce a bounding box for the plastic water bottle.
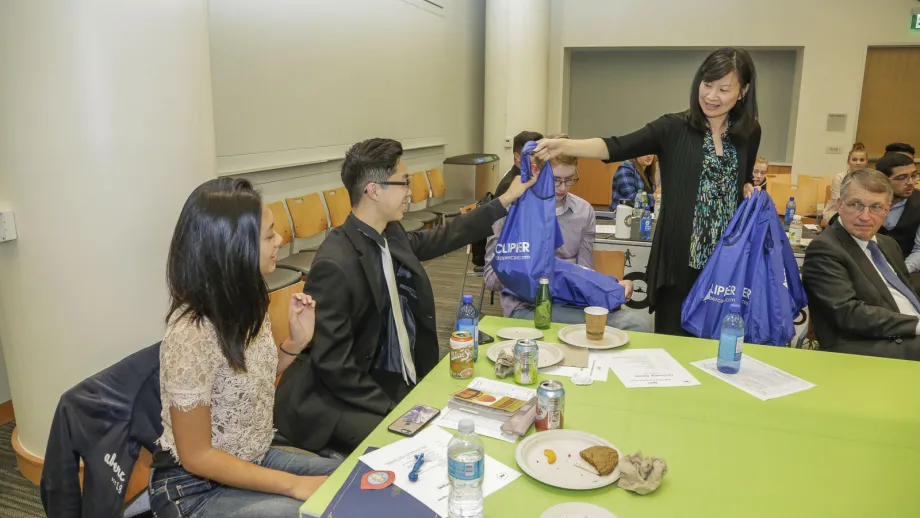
[639,205,652,241]
[633,192,645,221]
[717,304,744,374]
[784,197,796,231]
[789,215,804,245]
[448,419,485,518]
[654,192,662,217]
[456,295,479,361]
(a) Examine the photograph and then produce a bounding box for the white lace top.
[157,312,278,464]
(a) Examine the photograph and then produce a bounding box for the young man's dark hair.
[341,138,404,207]
[885,142,916,158]
[876,151,915,177]
[513,131,544,154]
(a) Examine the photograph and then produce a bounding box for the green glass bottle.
[534,276,552,330]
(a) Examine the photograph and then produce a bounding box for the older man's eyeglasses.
[554,175,580,187]
[842,201,889,215]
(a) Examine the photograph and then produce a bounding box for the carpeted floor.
[0,247,494,517]
[0,422,42,518]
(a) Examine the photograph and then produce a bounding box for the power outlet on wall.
[826,146,843,155]
[0,211,18,243]
[503,137,512,149]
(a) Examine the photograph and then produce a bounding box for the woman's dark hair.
[166,178,269,373]
[686,47,759,138]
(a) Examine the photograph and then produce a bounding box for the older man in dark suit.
[274,138,534,453]
[803,168,920,361]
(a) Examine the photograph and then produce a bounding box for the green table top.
[301,317,920,517]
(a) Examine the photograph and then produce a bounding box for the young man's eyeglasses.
[553,175,579,187]
[376,178,412,191]
[842,201,889,215]
[890,172,920,183]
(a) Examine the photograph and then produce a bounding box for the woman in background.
[752,156,769,190]
[610,154,658,211]
[149,178,340,518]
[534,47,761,336]
[823,142,868,225]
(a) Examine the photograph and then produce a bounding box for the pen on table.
[408,453,425,482]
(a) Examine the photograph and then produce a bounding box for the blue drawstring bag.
[552,259,625,310]
[682,190,806,345]
[493,141,564,302]
[493,141,626,310]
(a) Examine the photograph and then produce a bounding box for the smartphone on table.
[387,404,441,437]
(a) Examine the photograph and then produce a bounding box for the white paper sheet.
[690,355,816,401]
[432,378,536,443]
[596,224,618,235]
[603,349,701,388]
[804,224,818,231]
[359,426,521,517]
[799,238,813,247]
[541,352,609,382]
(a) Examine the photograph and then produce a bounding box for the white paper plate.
[515,429,621,490]
[486,340,564,368]
[557,324,629,350]
[540,503,617,518]
[496,327,545,340]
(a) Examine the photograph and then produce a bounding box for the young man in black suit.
[802,168,920,361]
[875,151,920,259]
[274,138,534,453]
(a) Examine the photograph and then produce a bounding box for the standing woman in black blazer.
[534,47,761,336]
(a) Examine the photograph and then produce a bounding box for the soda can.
[449,331,474,379]
[535,380,565,431]
[513,339,539,385]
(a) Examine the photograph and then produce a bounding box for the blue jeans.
[148,448,341,518]
[510,303,651,333]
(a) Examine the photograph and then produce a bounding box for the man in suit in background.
[875,151,920,260]
[274,138,534,453]
[802,168,920,361]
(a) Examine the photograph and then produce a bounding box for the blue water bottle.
[639,205,652,241]
[717,303,744,374]
[784,197,796,231]
[456,295,479,361]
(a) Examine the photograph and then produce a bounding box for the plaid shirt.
[610,161,655,210]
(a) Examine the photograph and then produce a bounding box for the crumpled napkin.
[494,350,514,379]
[616,451,667,495]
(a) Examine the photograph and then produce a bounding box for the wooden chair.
[593,250,626,280]
[768,182,796,216]
[268,201,314,278]
[323,186,352,228]
[260,203,302,292]
[425,168,476,221]
[268,280,305,346]
[796,176,821,217]
[402,172,438,228]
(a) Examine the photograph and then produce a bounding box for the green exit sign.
[913,12,920,31]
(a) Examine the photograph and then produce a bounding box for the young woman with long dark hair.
[610,154,658,210]
[148,178,340,517]
[535,47,761,336]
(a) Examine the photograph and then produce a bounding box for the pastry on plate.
[579,446,619,476]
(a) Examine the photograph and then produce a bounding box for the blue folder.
[321,447,442,518]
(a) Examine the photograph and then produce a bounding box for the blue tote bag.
[493,141,564,302]
[552,258,626,311]
[681,191,771,340]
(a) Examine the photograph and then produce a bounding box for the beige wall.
[211,0,487,205]
[547,0,920,180]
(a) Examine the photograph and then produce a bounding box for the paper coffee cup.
[584,306,609,340]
